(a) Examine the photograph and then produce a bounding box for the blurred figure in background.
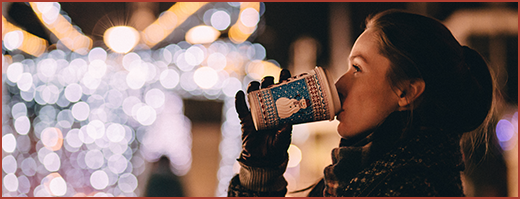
[144,156,185,197]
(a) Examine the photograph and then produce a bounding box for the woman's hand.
[235,69,293,168]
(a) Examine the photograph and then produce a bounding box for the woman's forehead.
[350,31,381,61]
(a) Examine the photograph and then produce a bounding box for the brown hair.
[365,9,494,134]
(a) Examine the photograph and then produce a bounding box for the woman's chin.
[336,122,352,139]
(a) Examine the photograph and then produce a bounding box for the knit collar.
[324,111,464,197]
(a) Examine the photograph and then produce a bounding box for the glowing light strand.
[29,2,92,55]
[142,2,210,47]
[2,16,48,57]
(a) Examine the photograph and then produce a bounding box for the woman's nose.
[335,74,349,102]
[335,74,348,93]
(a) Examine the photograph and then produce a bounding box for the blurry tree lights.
[2,41,277,196]
[2,1,278,197]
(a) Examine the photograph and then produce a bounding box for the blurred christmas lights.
[2,16,48,57]
[2,2,287,197]
[29,2,92,55]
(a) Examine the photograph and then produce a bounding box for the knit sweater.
[228,117,465,197]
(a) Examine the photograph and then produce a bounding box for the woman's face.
[335,28,400,139]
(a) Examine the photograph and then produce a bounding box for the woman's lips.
[336,110,344,121]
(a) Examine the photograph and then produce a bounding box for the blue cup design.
[248,67,341,130]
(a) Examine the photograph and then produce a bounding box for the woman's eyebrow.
[349,54,368,64]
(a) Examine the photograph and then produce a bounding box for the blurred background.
[1,2,517,197]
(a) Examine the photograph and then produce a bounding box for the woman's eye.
[352,64,361,72]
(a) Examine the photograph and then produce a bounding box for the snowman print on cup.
[275,97,311,119]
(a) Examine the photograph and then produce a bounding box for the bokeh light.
[229,2,260,44]
[17,73,33,92]
[89,47,108,62]
[87,120,105,140]
[497,119,515,142]
[211,10,231,30]
[142,2,209,47]
[108,154,128,174]
[30,2,92,55]
[4,30,24,51]
[4,173,19,192]
[18,175,31,194]
[186,25,221,44]
[496,112,518,151]
[106,123,126,143]
[160,69,180,89]
[136,105,157,126]
[118,173,138,193]
[43,152,61,172]
[1,2,274,196]
[194,66,219,89]
[71,101,90,121]
[90,170,109,190]
[88,60,107,79]
[14,116,30,135]
[145,89,163,108]
[41,127,63,151]
[3,15,49,56]
[240,8,260,27]
[246,60,282,82]
[49,175,67,196]
[2,134,17,153]
[85,149,104,170]
[65,129,83,149]
[104,26,140,54]
[2,155,17,174]
[7,62,23,83]
[21,157,37,177]
[126,64,148,90]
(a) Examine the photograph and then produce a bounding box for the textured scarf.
[322,111,410,197]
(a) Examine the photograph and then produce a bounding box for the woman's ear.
[397,79,425,110]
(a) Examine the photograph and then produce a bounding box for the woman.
[228,9,494,197]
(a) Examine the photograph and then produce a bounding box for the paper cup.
[248,66,341,130]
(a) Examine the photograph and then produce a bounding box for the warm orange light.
[29,2,92,55]
[246,60,281,82]
[229,25,254,44]
[43,173,67,196]
[142,2,209,47]
[41,127,63,151]
[2,16,47,57]
[228,2,260,44]
[186,25,220,44]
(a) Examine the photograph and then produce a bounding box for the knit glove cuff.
[238,157,288,192]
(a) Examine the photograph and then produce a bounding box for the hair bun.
[462,46,492,93]
[453,46,493,132]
